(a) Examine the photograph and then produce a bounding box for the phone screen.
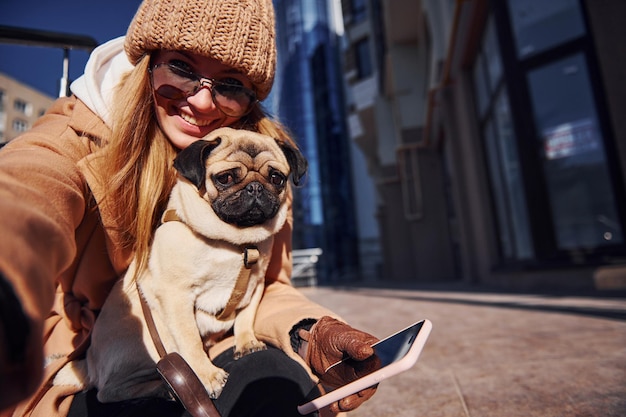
[370,321,422,365]
[298,319,431,415]
[323,320,424,390]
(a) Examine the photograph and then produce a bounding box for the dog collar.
[162,209,182,223]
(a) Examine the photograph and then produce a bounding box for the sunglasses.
[149,63,257,118]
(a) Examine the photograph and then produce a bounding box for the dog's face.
[173,127,307,228]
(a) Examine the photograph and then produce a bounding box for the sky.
[0,0,143,97]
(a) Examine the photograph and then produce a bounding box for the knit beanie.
[125,0,276,100]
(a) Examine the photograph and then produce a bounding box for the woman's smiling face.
[150,50,256,150]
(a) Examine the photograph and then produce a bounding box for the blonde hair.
[99,55,295,277]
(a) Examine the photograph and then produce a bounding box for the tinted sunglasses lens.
[213,85,255,116]
[154,84,188,100]
[151,65,195,99]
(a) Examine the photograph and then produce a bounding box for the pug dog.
[54,127,307,402]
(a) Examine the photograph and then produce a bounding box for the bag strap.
[136,282,222,417]
[137,283,167,358]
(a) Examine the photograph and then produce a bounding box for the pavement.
[298,283,626,417]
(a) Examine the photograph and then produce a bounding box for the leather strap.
[157,353,223,417]
[161,209,260,322]
[133,209,261,417]
[137,283,167,358]
[136,282,222,417]
[215,247,259,321]
[162,209,182,223]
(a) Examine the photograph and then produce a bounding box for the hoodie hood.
[70,36,134,127]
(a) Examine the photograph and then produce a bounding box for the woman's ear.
[173,138,222,189]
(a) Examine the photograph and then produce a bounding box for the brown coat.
[0,96,334,417]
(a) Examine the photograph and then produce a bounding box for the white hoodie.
[70,36,134,127]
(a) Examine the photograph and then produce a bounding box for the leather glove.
[298,316,380,413]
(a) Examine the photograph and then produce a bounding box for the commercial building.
[341,0,626,289]
[0,73,54,145]
[0,25,98,146]
[273,0,382,283]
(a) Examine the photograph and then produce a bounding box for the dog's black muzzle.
[213,182,280,227]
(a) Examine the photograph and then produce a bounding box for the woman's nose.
[186,87,218,113]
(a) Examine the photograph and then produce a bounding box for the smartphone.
[297,319,432,415]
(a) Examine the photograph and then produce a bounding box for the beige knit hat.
[125,0,276,100]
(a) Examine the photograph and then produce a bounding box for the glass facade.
[527,53,623,248]
[474,18,533,260]
[273,0,360,281]
[507,0,586,59]
[476,0,626,266]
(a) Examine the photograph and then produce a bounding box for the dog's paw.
[205,368,229,399]
[234,340,267,359]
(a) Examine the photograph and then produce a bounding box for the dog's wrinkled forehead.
[204,133,287,170]
[174,126,308,189]
[238,140,264,159]
[173,127,295,190]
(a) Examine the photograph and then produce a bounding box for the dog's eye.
[270,171,286,187]
[215,173,234,186]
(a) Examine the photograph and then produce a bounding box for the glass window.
[12,118,29,133]
[341,0,367,24]
[398,146,423,221]
[485,120,514,258]
[506,0,585,58]
[528,53,624,249]
[473,17,504,120]
[473,52,489,118]
[474,17,533,261]
[355,38,373,79]
[483,19,503,93]
[492,91,533,259]
[13,98,31,116]
[352,0,367,23]
[483,90,533,260]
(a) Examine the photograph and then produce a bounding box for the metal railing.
[0,25,97,97]
[291,248,322,287]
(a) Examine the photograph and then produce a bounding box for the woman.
[0,1,378,416]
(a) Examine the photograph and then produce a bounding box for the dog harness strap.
[159,211,259,323]
[162,209,182,223]
[216,246,260,321]
[136,283,168,358]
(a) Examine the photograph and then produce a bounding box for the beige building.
[0,72,55,145]
[341,0,626,290]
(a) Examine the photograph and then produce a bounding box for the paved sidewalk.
[299,284,626,417]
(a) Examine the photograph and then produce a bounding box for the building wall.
[343,0,456,282]
[342,0,626,290]
[0,73,55,145]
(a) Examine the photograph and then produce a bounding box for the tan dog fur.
[54,127,307,402]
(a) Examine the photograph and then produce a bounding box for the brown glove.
[299,316,380,413]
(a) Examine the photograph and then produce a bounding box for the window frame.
[481,0,626,266]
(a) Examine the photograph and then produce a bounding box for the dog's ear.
[173,138,222,189]
[277,140,308,186]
